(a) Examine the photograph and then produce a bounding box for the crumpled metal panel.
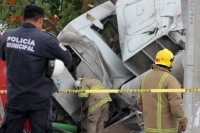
[57,1,134,88]
[66,34,113,88]
[171,51,185,85]
[76,61,100,80]
[123,0,156,35]
[52,68,81,121]
[54,2,133,130]
[116,0,184,62]
[60,2,116,33]
[99,112,142,133]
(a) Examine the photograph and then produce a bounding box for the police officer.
[0,4,72,133]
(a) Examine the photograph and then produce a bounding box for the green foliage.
[0,0,109,34]
[59,2,82,30]
[0,0,29,31]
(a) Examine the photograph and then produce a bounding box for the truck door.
[116,0,183,62]
[116,0,156,61]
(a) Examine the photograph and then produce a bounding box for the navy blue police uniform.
[0,23,72,133]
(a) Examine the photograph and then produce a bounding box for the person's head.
[155,49,174,69]
[23,4,44,30]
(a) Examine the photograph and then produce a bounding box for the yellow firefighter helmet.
[155,49,174,67]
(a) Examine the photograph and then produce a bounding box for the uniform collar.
[21,23,36,29]
[152,64,171,73]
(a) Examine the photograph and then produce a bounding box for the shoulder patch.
[59,43,67,51]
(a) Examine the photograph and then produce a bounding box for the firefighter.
[75,78,112,133]
[137,49,188,133]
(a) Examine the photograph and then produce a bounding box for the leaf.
[15,8,23,16]
[0,0,103,33]
[35,0,43,7]
[43,3,51,12]
[1,8,6,18]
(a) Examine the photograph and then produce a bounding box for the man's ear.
[39,18,43,25]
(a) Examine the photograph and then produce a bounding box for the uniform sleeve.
[0,34,6,60]
[78,79,90,99]
[167,77,188,126]
[137,92,143,112]
[42,33,72,66]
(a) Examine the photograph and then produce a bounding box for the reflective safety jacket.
[137,64,188,133]
[78,78,112,115]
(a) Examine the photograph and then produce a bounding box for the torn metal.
[53,0,186,132]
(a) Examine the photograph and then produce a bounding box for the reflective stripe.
[177,114,187,122]
[157,72,168,129]
[78,84,104,98]
[145,127,178,132]
[141,73,148,100]
[88,98,112,115]
[78,93,89,98]
[91,84,105,90]
[142,72,171,132]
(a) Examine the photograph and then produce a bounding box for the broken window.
[91,15,122,59]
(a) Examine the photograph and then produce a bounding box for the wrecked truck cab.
[53,0,186,132]
[54,1,135,132]
[57,1,133,89]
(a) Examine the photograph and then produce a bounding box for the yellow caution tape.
[58,89,200,93]
[0,89,200,94]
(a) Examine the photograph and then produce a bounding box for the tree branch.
[103,28,112,47]
[43,17,60,35]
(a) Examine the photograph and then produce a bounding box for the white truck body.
[53,0,187,131]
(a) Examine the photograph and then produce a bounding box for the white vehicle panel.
[124,0,156,35]
[116,0,183,62]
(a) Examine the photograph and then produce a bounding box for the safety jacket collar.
[152,64,171,74]
[21,23,36,29]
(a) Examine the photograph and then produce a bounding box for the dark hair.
[157,64,171,69]
[23,4,44,21]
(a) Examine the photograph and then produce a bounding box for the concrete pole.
[184,0,200,132]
